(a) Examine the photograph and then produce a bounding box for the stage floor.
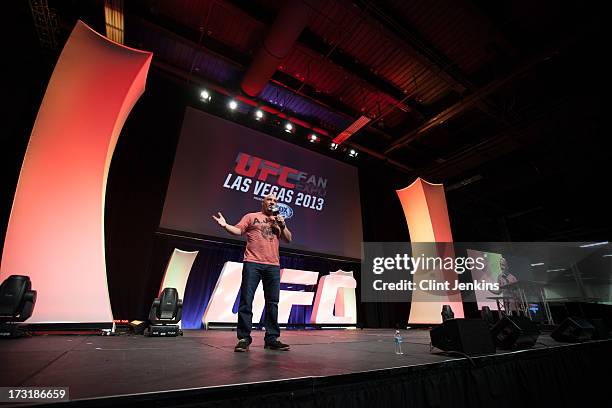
[1,328,610,406]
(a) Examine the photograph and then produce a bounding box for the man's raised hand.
[212,212,227,228]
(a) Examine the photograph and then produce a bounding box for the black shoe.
[234,339,250,352]
[264,340,290,351]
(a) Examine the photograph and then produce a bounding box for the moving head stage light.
[0,275,37,338]
[144,287,183,337]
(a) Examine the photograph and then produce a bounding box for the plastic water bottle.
[394,330,404,355]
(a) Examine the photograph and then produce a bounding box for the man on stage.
[212,194,292,352]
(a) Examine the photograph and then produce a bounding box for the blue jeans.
[237,261,280,343]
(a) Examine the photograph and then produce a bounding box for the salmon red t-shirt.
[235,211,280,266]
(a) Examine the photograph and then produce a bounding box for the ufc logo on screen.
[202,262,357,325]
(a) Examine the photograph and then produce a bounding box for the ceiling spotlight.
[330,142,339,150]
[284,122,293,133]
[255,109,264,120]
[309,134,319,143]
[200,89,211,102]
[348,148,358,158]
[228,100,238,110]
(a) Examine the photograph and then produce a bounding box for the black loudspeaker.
[491,316,540,349]
[589,318,610,340]
[430,319,496,356]
[481,306,495,328]
[551,317,595,342]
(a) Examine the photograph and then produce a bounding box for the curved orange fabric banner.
[1,21,152,323]
[396,178,464,324]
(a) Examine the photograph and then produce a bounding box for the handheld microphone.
[271,205,284,231]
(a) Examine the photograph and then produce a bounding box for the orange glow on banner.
[0,21,152,323]
[396,178,464,324]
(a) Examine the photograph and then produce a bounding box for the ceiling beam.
[28,0,60,49]
[127,13,359,124]
[126,9,407,144]
[385,50,557,154]
[104,0,124,44]
[126,13,413,173]
[225,0,430,118]
[352,0,522,130]
[352,0,471,93]
[151,58,413,173]
[414,100,569,182]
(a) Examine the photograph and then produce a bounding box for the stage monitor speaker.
[481,306,495,328]
[491,316,540,349]
[430,318,495,356]
[589,318,610,340]
[551,317,595,342]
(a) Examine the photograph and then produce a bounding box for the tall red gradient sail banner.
[0,21,152,323]
[396,178,464,324]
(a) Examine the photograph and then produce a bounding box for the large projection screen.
[160,107,363,260]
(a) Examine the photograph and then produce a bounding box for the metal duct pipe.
[241,0,317,97]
